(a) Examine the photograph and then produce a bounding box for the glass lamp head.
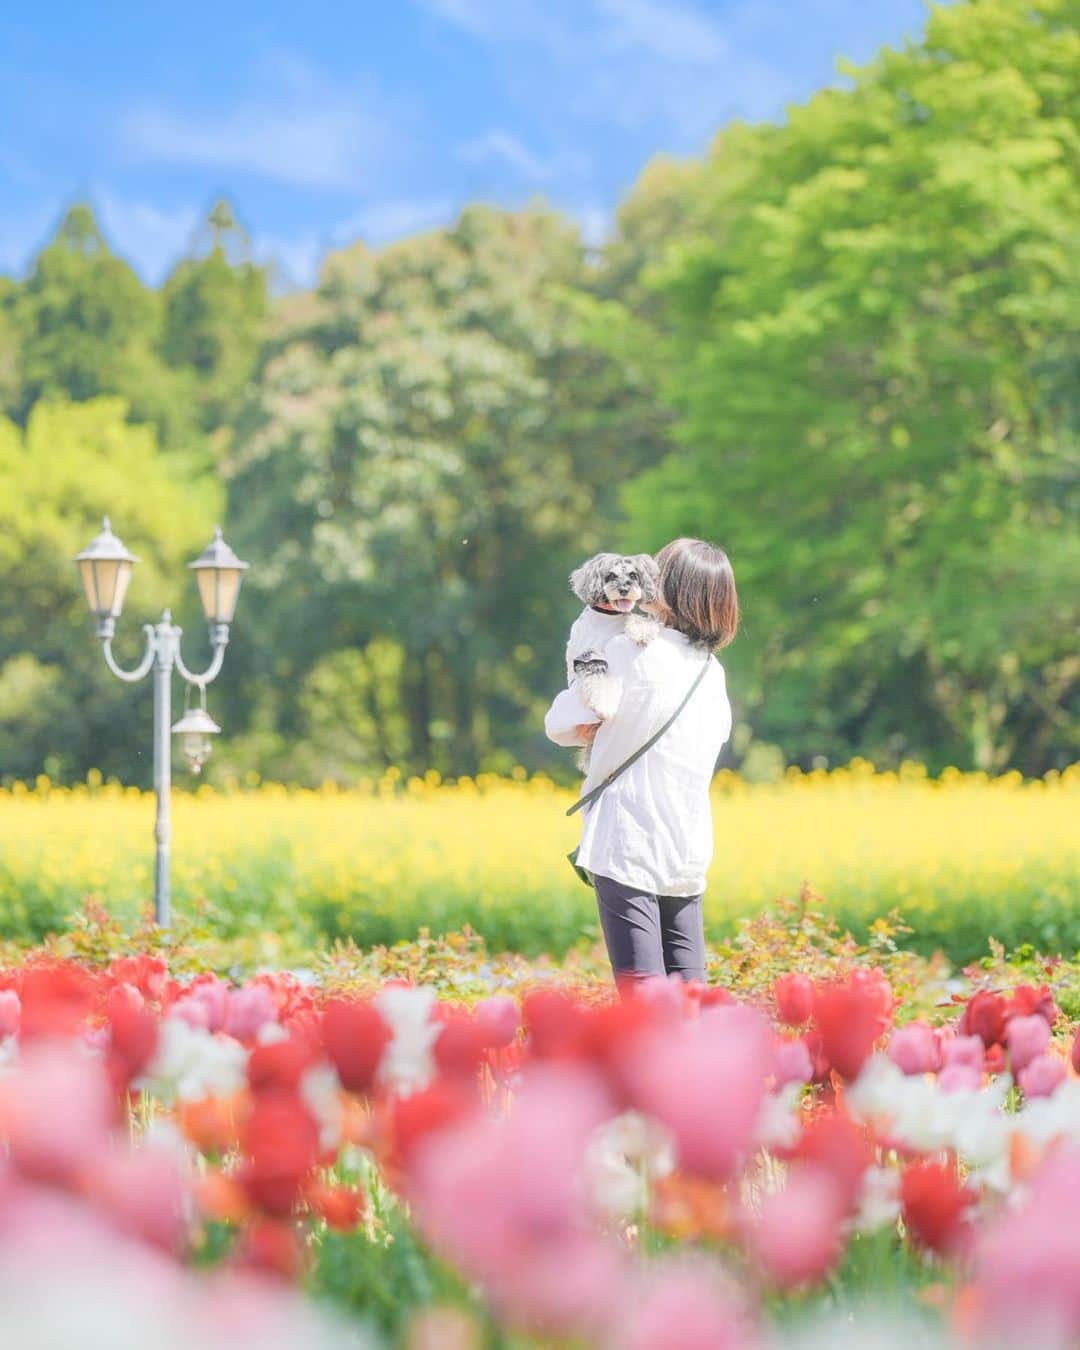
[188,526,249,625]
[74,517,138,621]
[171,705,221,774]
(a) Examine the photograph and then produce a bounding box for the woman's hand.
[576,723,599,745]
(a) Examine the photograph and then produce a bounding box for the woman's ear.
[570,554,612,604]
[635,554,660,603]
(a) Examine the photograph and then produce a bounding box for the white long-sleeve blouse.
[544,626,732,897]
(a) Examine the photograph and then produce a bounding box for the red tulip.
[107,953,168,1002]
[238,1218,305,1280]
[522,989,587,1059]
[900,1159,974,1256]
[390,1079,474,1170]
[794,1109,873,1212]
[105,983,158,1082]
[958,991,1007,1048]
[321,999,390,1094]
[247,1031,320,1096]
[305,1181,365,1231]
[473,995,519,1048]
[239,1093,321,1216]
[800,1029,832,1085]
[433,1011,490,1080]
[773,974,814,1027]
[811,974,891,1081]
[17,962,97,1040]
[1003,984,1058,1026]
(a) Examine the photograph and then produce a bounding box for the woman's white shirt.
[544,627,732,897]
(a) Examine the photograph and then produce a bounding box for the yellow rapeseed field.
[0,762,1077,961]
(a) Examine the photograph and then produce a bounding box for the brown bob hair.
[654,538,739,651]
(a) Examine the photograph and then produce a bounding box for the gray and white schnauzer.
[565,553,661,733]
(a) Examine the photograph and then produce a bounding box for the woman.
[544,538,737,985]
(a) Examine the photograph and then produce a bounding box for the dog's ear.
[570,553,615,604]
[634,554,660,602]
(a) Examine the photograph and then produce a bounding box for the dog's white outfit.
[564,608,628,684]
[565,607,657,720]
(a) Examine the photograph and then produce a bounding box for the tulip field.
[1,762,1079,1346]
[1,762,1078,961]
[2,907,1080,1349]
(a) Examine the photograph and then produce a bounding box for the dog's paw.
[579,673,622,721]
[572,649,609,679]
[623,613,661,646]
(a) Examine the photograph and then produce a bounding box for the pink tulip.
[473,996,520,1048]
[0,989,20,1039]
[771,1036,814,1088]
[623,1005,771,1180]
[973,1146,1080,1342]
[91,1144,188,1252]
[411,1063,620,1338]
[171,978,229,1033]
[1019,1053,1066,1099]
[944,1033,985,1072]
[1006,1014,1052,1074]
[938,1063,982,1094]
[618,1258,750,1350]
[224,985,278,1042]
[0,1042,113,1185]
[746,1164,846,1288]
[888,1021,941,1075]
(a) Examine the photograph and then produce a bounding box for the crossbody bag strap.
[565,654,713,818]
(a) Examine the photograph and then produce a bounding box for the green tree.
[225,204,666,778]
[611,0,1080,773]
[160,201,269,443]
[11,205,206,450]
[0,398,222,782]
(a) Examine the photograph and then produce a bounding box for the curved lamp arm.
[174,626,229,688]
[101,625,156,684]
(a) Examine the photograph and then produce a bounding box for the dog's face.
[569,552,659,612]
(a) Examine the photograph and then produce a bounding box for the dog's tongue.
[612,598,634,613]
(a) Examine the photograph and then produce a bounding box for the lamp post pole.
[75,521,247,928]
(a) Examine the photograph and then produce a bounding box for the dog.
[565,553,661,741]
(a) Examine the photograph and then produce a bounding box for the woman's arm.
[544,636,641,746]
[544,685,599,746]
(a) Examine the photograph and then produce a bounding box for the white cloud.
[593,0,727,66]
[119,52,399,191]
[459,131,549,181]
[333,197,455,246]
[457,131,589,183]
[420,0,787,147]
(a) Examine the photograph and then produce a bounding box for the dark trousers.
[593,873,706,985]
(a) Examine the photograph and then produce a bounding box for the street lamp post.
[74,519,248,927]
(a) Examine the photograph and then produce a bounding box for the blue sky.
[1,0,933,287]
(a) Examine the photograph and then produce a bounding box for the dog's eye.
[627,571,638,581]
[603,573,617,583]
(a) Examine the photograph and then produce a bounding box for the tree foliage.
[222,205,662,777]
[2,0,1076,784]
[609,0,1080,772]
[0,398,222,780]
